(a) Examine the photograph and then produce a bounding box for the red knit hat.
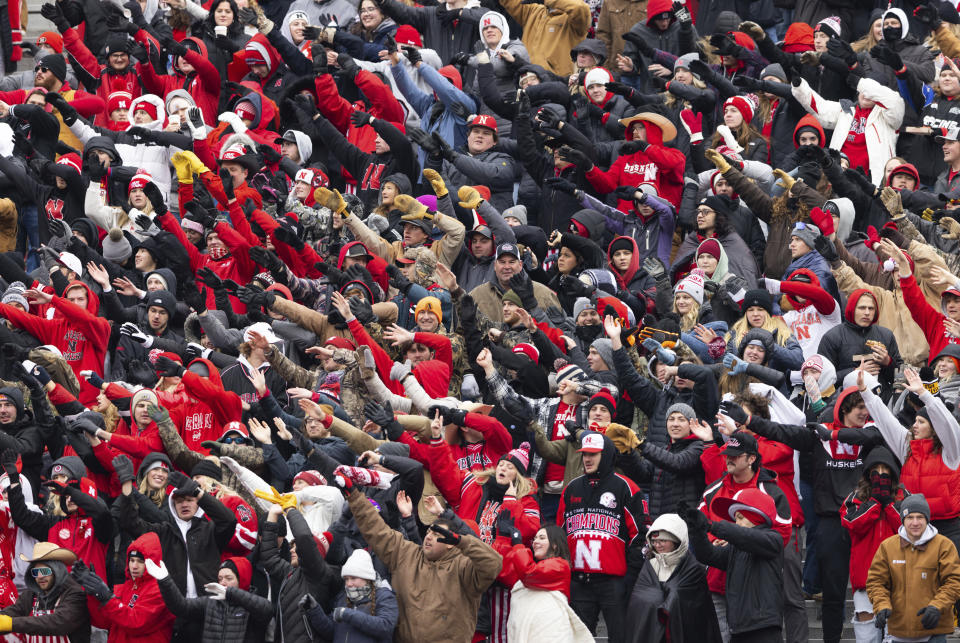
[234,101,257,122]
[293,470,327,486]
[730,31,756,51]
[324,336,356,351]
[128,170,152,194]
[512,343,539,363]
[56,153,82,175]
[314,531,334,558]
[782,23,814,53]
[133,100,158,121]
[723,94,758,123]
[395,25,423,47]
[37,31,64,54]
[107,91,133,115]
[697,238,722,260]
[470,185,492,202]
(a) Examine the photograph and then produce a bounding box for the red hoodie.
[0,281,110,405]
[89,532,176,643]
[138,36,221,127]
[61,27,144,126]
[900,273,960,360]
[176,358,244,453]
[585,119,685,210]
[500,543,572,598]
[47,477,108,583]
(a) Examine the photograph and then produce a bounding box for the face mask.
[208,246,228,260]
[882,26,901,43]
[345,584,372,603]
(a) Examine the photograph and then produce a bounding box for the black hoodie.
[0,386,47,495]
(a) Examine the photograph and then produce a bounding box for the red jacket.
[840,494,903,590]
[500,543,571,598]
[47,479,108,583]
[177,359,244,453]
[900,439,960,520]
[900,273,960,361]
[89,532,175,643]
[584,129,685,210]
[428,441,541,545]
[220,495,259,559]
[62,27,143,126]
[138,36,220,127]
[0,281,110,405]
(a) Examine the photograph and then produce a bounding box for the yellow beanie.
[414,296,442,324]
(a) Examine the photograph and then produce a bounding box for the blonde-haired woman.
[724,289,804,373]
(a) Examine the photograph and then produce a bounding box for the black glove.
[808,422,833,441]
[237,7,258,26]
[273,222,305,251]
[827,37,858,67]
[363,400,394,428]
[557,146,592,170]
[350,110,374,128]
[604,81,636,101]
[383,34,398,54]
[73,564,113,604]
[112,455,135,484]
[173,476,201,497]
[709,33,740,57]
[671,0,691,23]
[154,356,185,378]
[106,9,138,35]
[201,440,222,456]
[385,264,413,295]
[874,608,890,630]
[435,4,460,25]
[196,266,225,291]
[40,3,71,32]
[161,33,188,57]
[218,167,236,201]
[508,273,538,310]
[402,45,421,66]
[449,101,471,121]
[0,450,18,481]
[166,470,189,490]
[337,52,359,78]
[497,512,522,544]
[429,405,467,427]
[914,4,942,30]
[719,400,748,425]
[732,75,762,92]
[450,52,471,66]
[428,523,461,545]
[814,235,838,263]
[544,176,579,195]
[408,127,439,156]
[139,182,166,216]
[183,284,207,314]
[677,500,711,532]
[348,296,376,324]
[942,1,960,25]
[311,43,328,76]
[534,107,561,131]
[432,133,455,162]
[619,140,647,155]
[642,256,666,280]
[299,594,319,611]
[314,261,345,284]
[563,420,582,443]
[621,31,654,58]
[871,43,904,71]
[559,274,593,298]
[918,605,941,629]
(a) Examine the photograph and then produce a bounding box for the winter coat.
[61,26,143,127]
[622,435,706,518]
[818,289,902,391]
[596,0,648,74]
[307,586,399,643]
[672,230,760,287]
[499,0,590,75]
[378,0,485,64]
[116,491,237,598]
[0,281,110,405]
[557,433,646,576]
[900,271,960,364]
[0,387,47,493]
[792,76,904,185]
[620,3,699,93]
[866,526,960,639]
[427,147,521,213]
[138,37,220,126]
[156,556,273,643]
[88,532,175,643]
[346,488,502,643]
[467,280,560,324]
[0,560,90,642]
[259,509,342,643]
[585,139,686,210]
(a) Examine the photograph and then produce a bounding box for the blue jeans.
[20,204,39,271]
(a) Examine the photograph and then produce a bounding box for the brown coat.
[597,0,647,73]
[348,489,502,643]
[1,575,91,642]
[866,530,960,639]
[499,0,591,75]
[467,280,561,324]
[0,199,17,253]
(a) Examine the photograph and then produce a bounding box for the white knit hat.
[674,271,705,305]
[584,67,612,89]
[341,549,376,581]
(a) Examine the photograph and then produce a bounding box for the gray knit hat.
[900,494,930,523]
[791,221,820,252]
[590,338,614,370]
[1,281,28,310]
[674,52,701,79]
[573,297,596,321]
[760,63,787,83]
[665,402,697,422]
[503,205,528,226]
[102,228,132,263]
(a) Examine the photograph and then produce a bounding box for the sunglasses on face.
[30,567,52,578]
[221,436,245,445]
[35,66,50,74]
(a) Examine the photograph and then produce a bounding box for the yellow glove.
[254,486,284,505]
[772,168,796,191]
[177,150,211,177]
[314,188,347,215]
[170,152,193,184]
[396,194,433,221]
[922,208,936,221]
[0,614,10,632]
[278,492,298,512]
[422,168,448,198]
[457,186,483,210]
[703,148,730,173]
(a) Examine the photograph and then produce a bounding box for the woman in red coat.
[501,525,592,641]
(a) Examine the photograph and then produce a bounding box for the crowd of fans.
[4,0,960,641]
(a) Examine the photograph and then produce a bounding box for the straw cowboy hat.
[20,542,77,565]
[619,112,678,143]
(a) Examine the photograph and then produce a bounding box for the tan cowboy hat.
[20,542,77,565]
[619,112,677,143]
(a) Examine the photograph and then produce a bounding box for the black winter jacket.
[156,575,274,643]
[619,435,707,518]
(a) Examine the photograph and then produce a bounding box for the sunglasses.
[35,66,50,74]
[30,567,52,578]
[221,436,246,445]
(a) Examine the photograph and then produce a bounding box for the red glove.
[334,465,384,488]
[808,207,835,236]
[864,225,881,250]
[680,109,703,143]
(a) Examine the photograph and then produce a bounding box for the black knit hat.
[740,289,773,315]
[37,54,66,82]
[190,460,221,481]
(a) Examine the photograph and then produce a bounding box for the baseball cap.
[578,432,605,453]
[722,431,759,456]
[470,225,493,239]
[344,244,372,259]
[495,242,519,260]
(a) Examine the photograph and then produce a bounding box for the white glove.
[185,107,207,141]
[204,582,227,600]
[144,558,168,580]
[218,111,247,134]
[390,361,411,381]
[79,370,94,380]
[0,123,13,157]
[715,125,743,153]
[120,321,153,348]
[763,278,781,296]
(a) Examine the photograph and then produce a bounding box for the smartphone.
[169,114,181,126]
[215,25,228,37]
